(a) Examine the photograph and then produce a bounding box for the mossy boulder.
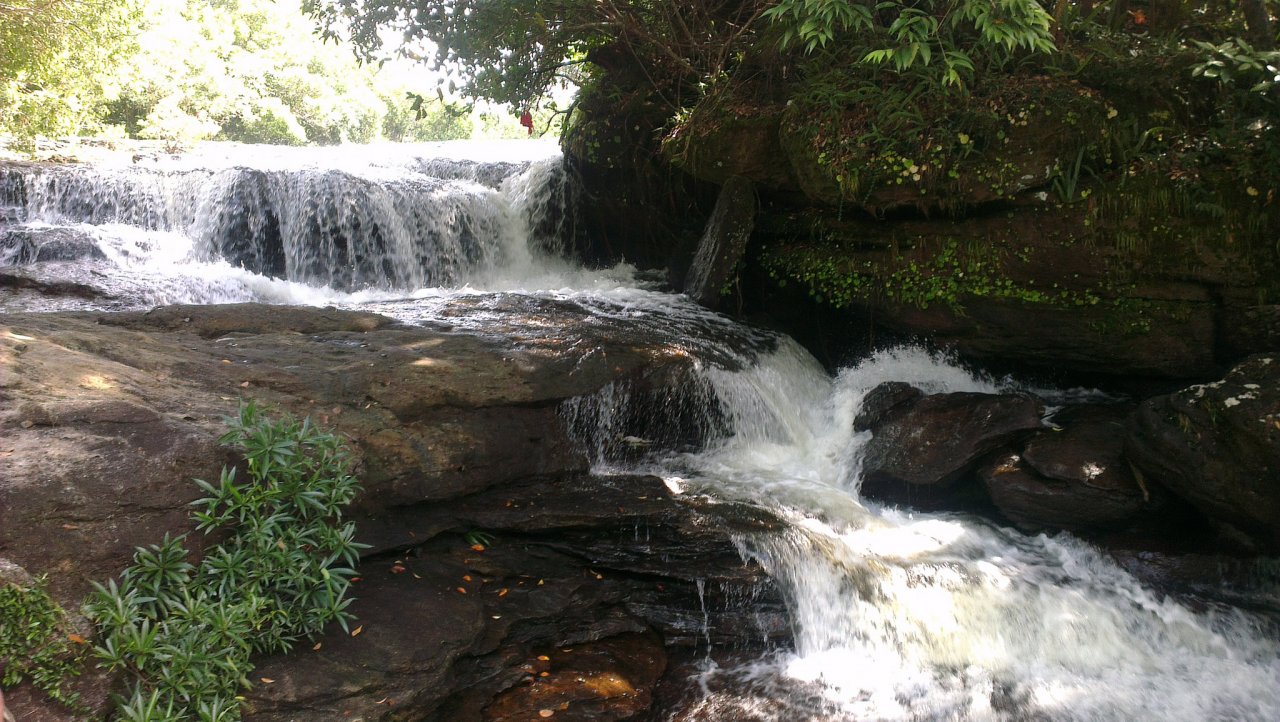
[662,95,795,190]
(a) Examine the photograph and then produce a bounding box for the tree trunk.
[1241,0,1275,50]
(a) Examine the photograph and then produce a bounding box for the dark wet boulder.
[1126,354,1280,552]
[859,391,1045,505]
[852,381,924,432]
[981,404,1164,531]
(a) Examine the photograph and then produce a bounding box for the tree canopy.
[0,0,475,149]
[0,0,139,146]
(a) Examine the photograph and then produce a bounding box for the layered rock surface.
[0,303,784,721]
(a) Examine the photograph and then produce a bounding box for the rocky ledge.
[0,304,785,721]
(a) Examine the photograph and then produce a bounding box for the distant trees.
[104,0,474,145]
[0,0,139,147]
[0,0,473,148]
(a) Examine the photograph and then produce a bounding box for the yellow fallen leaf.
[260,677,274,684]
[539,711,554,718]
[312,642,322,651]
[351,625,363,637]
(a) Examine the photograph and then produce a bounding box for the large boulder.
[981,404,1165,531]
[1126,354,1280,551]
[857,386,1045,505]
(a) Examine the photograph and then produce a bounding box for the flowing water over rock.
[3,141,1278,721]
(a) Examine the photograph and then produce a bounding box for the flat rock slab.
[0,303,783,721]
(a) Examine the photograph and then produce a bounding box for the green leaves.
[85,400,365,722]
[1193,39,1280,96]
[0,575,87,710]
[764,0,1056,89]
[765,0,874,52]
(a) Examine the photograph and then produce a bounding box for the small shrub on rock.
[85,401,365,721]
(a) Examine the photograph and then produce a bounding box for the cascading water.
[3,142,1278,721]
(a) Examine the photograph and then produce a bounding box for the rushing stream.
[3,141,1279,721]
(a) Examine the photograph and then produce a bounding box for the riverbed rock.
[981,405,1163,531]
[1126,354,1280,552]
[0,303,783,721]
[858,390,1045,505]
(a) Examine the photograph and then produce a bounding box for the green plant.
[85,401,365,722]
[0,575,87,709]
[1193,39,1280,95]
[763,0,1056,88]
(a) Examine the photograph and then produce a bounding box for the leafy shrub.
[0,575,86,709]
[85,402,365,722]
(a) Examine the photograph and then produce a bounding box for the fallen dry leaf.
[67,633,87,645]
[470,544,486,552]
[351,625,364,637]
[539,710,554,718]
[456,587,467,594]
[498,588,509,597]
[260,678,274,684]
[312,642,322,651]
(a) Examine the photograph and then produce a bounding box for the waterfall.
[4,141,1278,721]
[0,145,574,300]
[622,345,1280,721]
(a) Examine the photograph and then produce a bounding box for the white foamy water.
[4,141,1278,721]
[624,344,1280,722]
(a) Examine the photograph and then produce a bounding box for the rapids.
[2,141,1278,721]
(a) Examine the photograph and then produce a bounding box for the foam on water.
[633,342,1280,722]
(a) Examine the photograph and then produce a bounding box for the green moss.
[763,237,1101,313]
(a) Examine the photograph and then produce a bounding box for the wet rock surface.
[857,387,1045,505]
[0,304,783,721]
[981,404,1166,532]
[1126,354,1280,552]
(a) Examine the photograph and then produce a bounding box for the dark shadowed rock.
[859,391,1045,505]
[852,381,924,431]
[981,404,1164,531]
[241,474,784,722]
[0,271,104,300]
[1219,305,1280,359]
[1126,354,1280,552]
[684,176,755,309]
